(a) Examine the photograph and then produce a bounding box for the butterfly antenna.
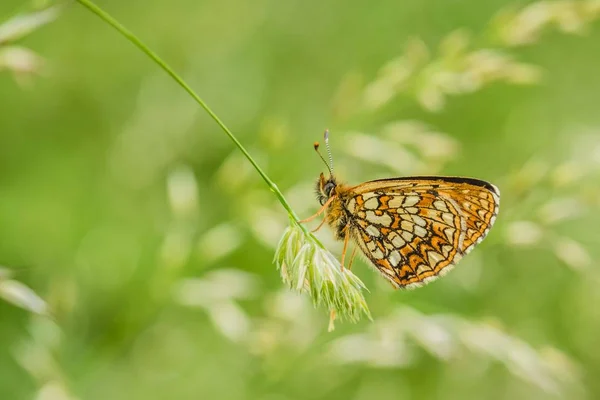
[314,137,333,176]
[324,129,334,175]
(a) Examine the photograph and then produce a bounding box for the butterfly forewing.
[344,177,499,288]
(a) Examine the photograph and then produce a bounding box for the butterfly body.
[315,172,500,289]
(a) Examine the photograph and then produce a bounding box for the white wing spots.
[427,250,444,267]
[457,230,465,253]
[365,211,392,226]
[387,196,405,208]
[437,263,454,277]
[453,252,463,263]
[438,192,468,257]
[364,197,380,210]
[380,267,399,279]
[388,231,406,248]
[401,231,414,243]
[405,207,419,214]
[491,190,500,205]
[382,241,396,252]
[414,225,428,238]
[441,244,454,257]
[442,212,455,225]
[477,208,488,219]
[367,240,377,252]
[433,200,448,212]
[489,213,497,227]
[426,208,439,219]
[416,264,431,274]
[403,196,420,207]
[400,220,414,232]
[444,227,456,243]
[371,247,384,259]
[362,192,378,200]
[411,215,427,227]
[463,243,476,255]
[366,240,384,259]
[346,198,357,213]
[366,225,381,237]
[388,250,402,267]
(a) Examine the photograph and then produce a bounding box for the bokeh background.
[1,0,600,399]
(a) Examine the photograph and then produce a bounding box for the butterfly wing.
[343,176,500,289]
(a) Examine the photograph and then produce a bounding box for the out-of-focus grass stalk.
[74,0,303,230]
[74,0,371,326]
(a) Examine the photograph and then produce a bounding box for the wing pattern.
[343,177,500,289]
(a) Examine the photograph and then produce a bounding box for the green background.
[1,0,600,399]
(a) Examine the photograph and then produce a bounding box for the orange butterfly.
[302,130,500,289]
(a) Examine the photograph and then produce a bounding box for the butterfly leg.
[340,229,351,270]
[346,245,358,270]
[311,216,328,233]
[299,196,336,224]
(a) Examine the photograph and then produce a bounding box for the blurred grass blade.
[0,6,61,45]
[0,279,48,316]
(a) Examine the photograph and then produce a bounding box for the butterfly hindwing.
[344,177,500,288]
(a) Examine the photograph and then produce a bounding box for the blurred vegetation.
[1,0,600,399]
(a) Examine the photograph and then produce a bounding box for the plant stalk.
[75,0,307,231]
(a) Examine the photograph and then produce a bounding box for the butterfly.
[302,130,500,289]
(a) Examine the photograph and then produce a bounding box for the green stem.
[75,0,306,230]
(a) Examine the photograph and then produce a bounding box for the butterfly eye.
[323,181,336,197]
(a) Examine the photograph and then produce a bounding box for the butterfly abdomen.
[324,184,354,240]
[325,198,348,240]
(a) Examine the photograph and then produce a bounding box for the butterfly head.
[314,129,337,205]
[316,172,337,205]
